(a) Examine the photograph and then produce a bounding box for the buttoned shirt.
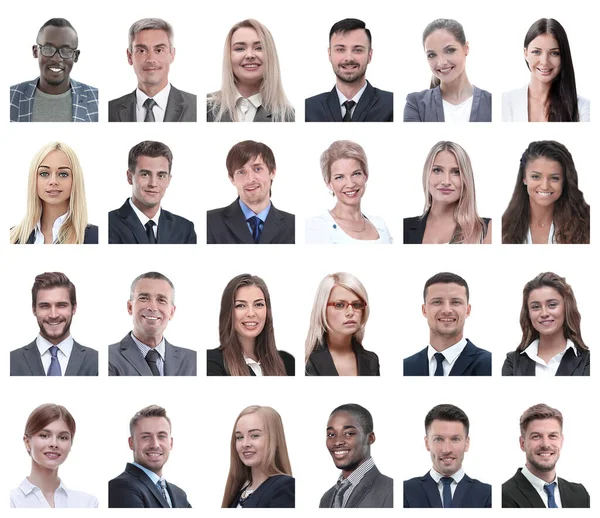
[522,339,579,376]
[235,92,262,121]
[10,478,98,508]
[131,332,166,375]
[33,213,68,244]
[429,467,465,501]
[36,334,74,375]
[135,84,171,122]
[335,82,367,119]
[427,338,468,376]
[521,465,563,508]
[128,198,161,238]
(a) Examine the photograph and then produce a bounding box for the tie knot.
[247,215,261,226]
[441,476,454,486]
[434,352,445,364]
[343,100,356,110]
[145,220,156,229]
[544,482,556,493]
[146,349,160,362]
[337,478,351,490]
[144,98,157,109]
[49,345,59,358]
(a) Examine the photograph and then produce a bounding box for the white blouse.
[10,478,98,508]
[502,85,590,122]
[305,211,392,244]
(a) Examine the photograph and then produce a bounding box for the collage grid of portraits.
[2,0,597,514]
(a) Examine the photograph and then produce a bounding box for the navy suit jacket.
[502,468,590,508]
[109,200,196,244]
[305,81,393,122]
[108,86,197,122]
[502,348,590,376]
[403,339,491,376]
[230,475,294,508]
[109,463,191,508]
[404,472,491,508]
[207,199,295,244]
[10,339,98,376]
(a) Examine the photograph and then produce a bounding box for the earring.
[329,190,334,197]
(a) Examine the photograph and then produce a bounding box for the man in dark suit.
[404,404,491,508]
[109,141,196,244]
[502,403,589,508]
[108,18,196,122]
[109,405,192,507]
[320,404,392,508]
[11,272,98,376]
[108,272,196,376]
[207,140,295,244]
[403,272,491,376]
[305,18,393,122]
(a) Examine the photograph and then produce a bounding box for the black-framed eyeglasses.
[37,44,79,59]
[327,300,367,311]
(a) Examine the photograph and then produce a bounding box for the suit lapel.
[254,106,273,122]
[469,87,481,122]
[164,87,184,122]
[23,341,45,375]
[432,87,445,122]
[515,469,545,507]
[121,335,153,375]
[556,348,583,376]
[420,473,442,508]
[157,211,172,244]
[325,88,343,122]
[449,340,475,376]
[309,347,339,375]
[223,200,254,244]
[352,82,376,122]
[118,200,149,244]
[259,205,284,243]
[127,464,168,508]
[414,348,430,376]
[65,341,84,375]
[118,91,136,122]
[346,467,378,507]
[163,340,181,376]
[451,473,472,508]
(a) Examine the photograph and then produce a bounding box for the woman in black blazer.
[503,272,590,376]
[207,274,294,376]
[221,406,294,508]
[10,142,97,244]
[305,272,380,376]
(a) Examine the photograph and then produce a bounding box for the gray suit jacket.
[319,465,393,508]
[11,339,98,376]
[404,85,492,122]
[108,333,196,376]
[108,85,197,122]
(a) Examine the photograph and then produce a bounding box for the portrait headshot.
[109,405,192,507]
[206,140,295,244]
[503,272,589,376]
[11,404,98,508]
[404,404,491,508]
[502,18,589,122]
[305,272,379,376]
[108,271,196,376]
[11,272,98,376]
[502,140,590,244]
[108,140,196,244]
[207,19,294,122]
[403,272,491,376]
[305,18,393,122]
[502,403,590,508]
[10,142,98,245]
[10,18,98,122]
[221,405,294,508]
[404,19,492,122]
[404,141,491,244]
[207,274,294,376]
[108,18,197,122]
[305,140,392,244]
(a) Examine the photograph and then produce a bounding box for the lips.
[438,188,454,194]
[241,321,259,328]
[45,190,63,195]
[242,63,261,70]
[437,66,454,74]
[143,315,161,323]
[342,189,360,197]
[537,67,554,75]
[536,191,554,197]
[44,452,61,459]
[331,449,350,459]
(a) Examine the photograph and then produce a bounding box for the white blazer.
[305,211,392,244]
[502,85,590,122]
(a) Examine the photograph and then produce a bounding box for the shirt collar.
[129,197,161,227]
[136,84,171,111]
[235,91,262,108]
[522,339,579,361]
[36,334,74,358]
[131,462,162,486]
[19,477,67,495]
[238,198,271,222]
[35,213,69,243]
[335,81,368,107]
[521,465,557,492]
[338,456,375,486]
[130,332,166,361]
[430,467,465,484]
[427,338,468,365]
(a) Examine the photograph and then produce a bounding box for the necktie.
[544,482,558,508]
[156,479,171,507]
[332,478,351,508]
[342,100,356,122]
[441,476,453,508]
[434,352,445,376]
[47,346,62,376]
[145,221,157,244]
[144,98,157,122]
[145,349,161,376]
[247,216,262,243]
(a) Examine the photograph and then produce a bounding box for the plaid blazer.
[10,78,99,122]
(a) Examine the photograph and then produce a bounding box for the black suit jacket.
[502,468,590,508]
[230,475,294,508]
[109,463,192,508]
[108,86,197,122]
[403,213,490,244]
[109,200,196,244]
[305,82,393,122]
[404,472,491,508]
[206,199,295,244]
[207,347,295,376]
[10,339,98,376]
[403,339,491,376]
[306,340,380,376]
[502,348,590,376]
[25,224,98,244]
[320,466,393,508]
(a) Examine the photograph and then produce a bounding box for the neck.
[38,78,71,96]
[336,78,366,101]
[529,201,554,227]
[528,80,552,100]
[41,203,68,230]
[526,462,555,484]
[331,202,362,221]
[133,331,162,348]
[243,198,270,215]
[341,456,369,479]
[44,332,70,346]
[238,336,257,361]
[250,467,268,490]
[429,201,456,218]
[326,332,353,351]
[538,333,567,352]
[132,196,160,219]
[28,461,60,493]
[237,81,261,99]
[439,73,473,101]
[430,332,463,351]
[139,81,168,99]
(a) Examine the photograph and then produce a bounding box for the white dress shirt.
[522,339,578,376]
[442,96,473,122]
[235,92,262,121]
[521,466,562,508]
[33,213,68,244]
[502,85,590,122]
[245,357,263,376]
[10,478,98,508]
[430,467,465,501]
[129,197,161,238]
[336,82,367,119]
[427,338,468,376]
[305,211,393,244]
[36,334,74,375]
[135,84,171,122]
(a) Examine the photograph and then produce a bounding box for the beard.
[527,449,558,473]
[333,64,366,85]
[38,316,73,343]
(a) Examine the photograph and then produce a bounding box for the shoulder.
[109,91,135,107]
[278,350,295,376]
[406,88,432,103]
[269,474,294,488]
[206,347,227,375]
[474,86,492,99]
[84,224,99,244]
[74,340,99,355]
[370,84,393,99]
[161,209,194,226]
[66,488,99,507]
[403,348,427,365]
[305,91,329,105]
[171,85,197,102]
[270,204,295,221]
[10,79,37,95]
[305,212,333,243]
[168,342,196,357]
[577,95,590,121]
[71,79,98,95]
[207,205,230,219]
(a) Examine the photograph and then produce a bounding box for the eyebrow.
[236,428,262,434]
[527,170,562,175]
[232,40,261,46]
[235,298,265,303]
[38,165,72,170]
[326,425,358,430]
[531,46,560,51]
[41,428,71,435]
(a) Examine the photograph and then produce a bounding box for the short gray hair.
[128,18,174,50]
[129,272,175,304]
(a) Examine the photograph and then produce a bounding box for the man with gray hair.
[108,272,196,375]
[108,18,196,122]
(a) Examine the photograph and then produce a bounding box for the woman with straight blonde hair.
[222,405,294,508]
[10,142,97,244]
[207,19,294,122]
[404,141,491,244]
[305,272,379,376]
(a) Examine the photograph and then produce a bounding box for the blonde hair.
[421,141,485,244]
[304,272,370,362]
[221,406,292,507]
[10,142,89,244]
[208,19,294,122]
[320,140,369,184]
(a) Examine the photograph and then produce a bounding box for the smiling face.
[528,286,565,339]
[326,285,364,338]
[129,416,172,476]
[425,419,469,476]
[329,29,372,85]
[127,278,175,346]
[233,285,267,344]
[235,412,267,470]
[520,418,563,479]
[328,158,367,207]
[424,29,468,85]
[229,154,274,211]
[33,287,76,345]
[127,29,175,94]
[423,283,471,342]
[127,155,171,218]
[230,27,264,90]
[326,411,373,477]
[429,150,462,207]
[525,33,561,85]
[34,26,78,93]
[36,149,73,213]
[24,418,72,471]
[523,157,563,209]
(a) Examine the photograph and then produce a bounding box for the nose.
[540,177,549,190]
[344,304,355,317]
[48,434,58,448]
[49,305,59,318]
[48,173,58,185]
[150,435,160,448]
[441,300,452,313]
[540,304,550,317]
[442,171,451,185]
[245,304,256,317]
